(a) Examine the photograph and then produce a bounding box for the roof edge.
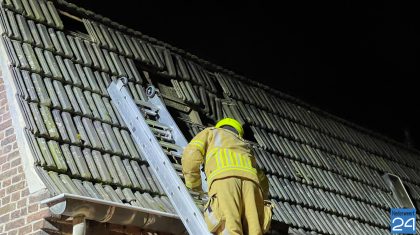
[0,36,47,193]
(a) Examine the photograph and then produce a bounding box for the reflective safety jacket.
[182,127,261,191]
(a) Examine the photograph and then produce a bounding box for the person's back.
[195,127,260,188]
[182,118,272,235]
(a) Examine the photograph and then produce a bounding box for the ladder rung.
[136,99,158,111]
[150,127,173,142]
[139,106,158,117]
[169,151,182,159]
[146,119,171,130]
[159,141,183,152]
[163,149,182,160]
[135,101,158,116]
[172,163,182,171]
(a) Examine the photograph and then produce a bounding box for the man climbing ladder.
[182,118,272,235]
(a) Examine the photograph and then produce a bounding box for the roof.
[0,0,419,234]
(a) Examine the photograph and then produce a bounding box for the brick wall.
[0,74,52,235]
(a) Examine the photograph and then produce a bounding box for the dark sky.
[68,0,420,149]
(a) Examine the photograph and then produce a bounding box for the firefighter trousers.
[209,177,264,235]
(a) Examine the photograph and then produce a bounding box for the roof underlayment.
[0,0,420,234]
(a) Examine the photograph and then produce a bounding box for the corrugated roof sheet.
[1,0,420,234]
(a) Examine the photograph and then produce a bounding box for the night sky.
[68,0,420,149]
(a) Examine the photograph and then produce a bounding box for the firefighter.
[182,118,271,235]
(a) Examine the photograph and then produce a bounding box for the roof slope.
[0,0,420,234]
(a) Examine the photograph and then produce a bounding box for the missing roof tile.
[58,10,89,39]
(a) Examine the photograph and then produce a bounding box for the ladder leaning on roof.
[108,78,211,235]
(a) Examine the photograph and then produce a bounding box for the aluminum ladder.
[108,78,210,235]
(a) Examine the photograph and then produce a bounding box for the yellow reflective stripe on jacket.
[206,148,257,182]
[206,148,253,168]
[190,140,205,155]
[185,177,202,189]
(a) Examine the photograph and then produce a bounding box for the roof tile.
[60,112,79,145]
[60,174,80,195]
[29,102,47,136]
[71,86,88,116]
[101,97,120,125]
[56,30,73,58]
[63,58,81,86]
[9,0,24,13]
[102,48,118,76]
[70,145,92,180]
[94,183,112,201]
[109,51,126,77]
[37,0,53,26]
[66,34,83,63]
[81,117,103,150]
[74,37,92,66]
[33,47,50,76]
[28,0,44,22]
[93,120,112,152]
[81,148,101,181]
[108,27,125,55]
[36,22,53,52]
[130,160,151,192]
[11,40,30,69]
[83,180,102,199]
[39,105,60,139]
[51,109,69,141]
[43,77,61,108]
[120,129,141,160]
[16,13,33,44]
[98,23,116,51]
[73,115,91,147]
[53,81,70,111]
[122,158,141,190]
[131,37,150,65]
[103,184,122,203]
[18,70,36,102]
[91,150,112,183]
[61,144,80,176]
[102,153,121,185]
[83,67,100,93]
[115,30,132,58]
[48,170,69,192]
[83,40,100,70]
[83,90,100,119]
[22,41,41,72]
[91,43,109,72]
[26,129,44,165]
[46,1,63,29]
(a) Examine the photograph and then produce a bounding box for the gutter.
[41,193,187,235]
